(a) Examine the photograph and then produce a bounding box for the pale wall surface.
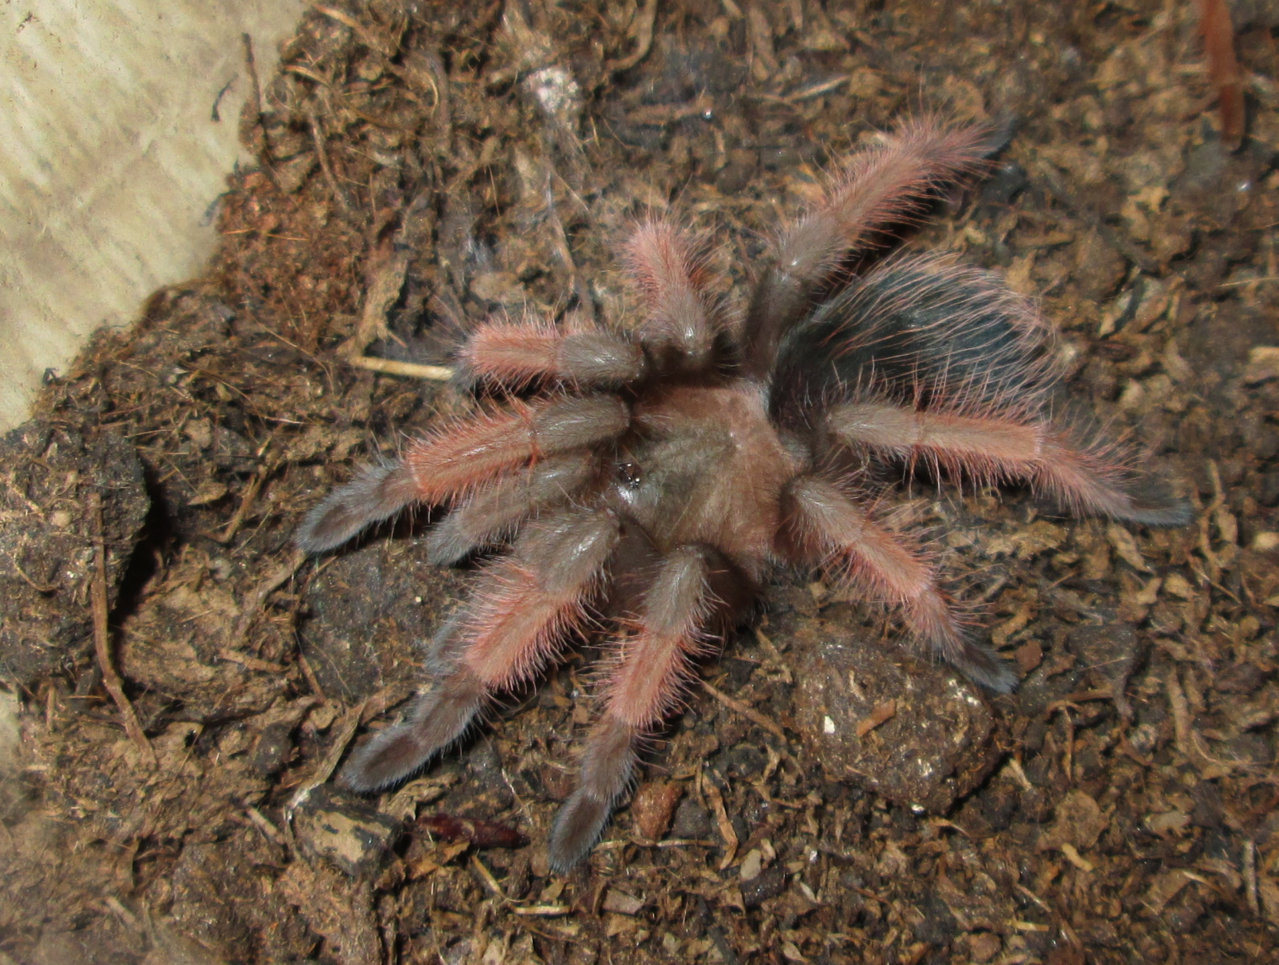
[1,1,306,431]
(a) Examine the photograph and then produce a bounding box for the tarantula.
[297,117,1189,870]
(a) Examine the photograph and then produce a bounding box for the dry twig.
[89,492,156,766]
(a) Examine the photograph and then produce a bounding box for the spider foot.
[339,669,486,792]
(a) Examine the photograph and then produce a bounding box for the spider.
[297,117,1190,871]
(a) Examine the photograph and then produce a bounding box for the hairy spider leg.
[401,395,630,505]
[827,400,1043,485]
[829,256,1058,403]
[767,256,1055,439]
[427,451,599,565]
[548,545,716,870]
[295,394,628,553]
[461,320,647,390]
[625,220,723,370]
[744,118,998,376]
[338,666,488,794]
[825,403,1191,526]
[1032,426,1193,527]
[460,222,722,389]
[340,508,622,792]
[295,459,422,553]
[781,474,1016,692]
[774,256,1190,526]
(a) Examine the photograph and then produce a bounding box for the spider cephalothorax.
[297,117,1189,870]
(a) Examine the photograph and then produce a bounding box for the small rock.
[248,721,297,778]
[967,931,1003,963]
[601,887,644,916]
[740,864,787,908]
[631,779,683,842]
[789,607,1001,813]
[1038,788,1105,852]
[669,793,713,841]
[292,784,403,877]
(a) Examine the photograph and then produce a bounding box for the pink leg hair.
[745,118,998,375]
[296,460,421,553]
[339,665,488,792]
[403,394,629,506]
[548,546,713,870]
[340,508,620,792]
[461,320,646,390]
[1033,428,1191,526]
[830,255,1057,400]
[782,475,1016,692]
[427,451,598,565]
[625,221,720,367]
[456,508,621,690]
[827,400,1042,488]
[825,402,1191,526]
[297,395,628,553]
[779,118,996,282]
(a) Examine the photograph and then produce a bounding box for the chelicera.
[297,117,1189,870]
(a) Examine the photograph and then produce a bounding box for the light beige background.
[1,1,306,431]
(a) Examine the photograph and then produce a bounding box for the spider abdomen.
[770,257,1052,433]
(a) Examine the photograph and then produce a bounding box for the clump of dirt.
[2,1,1277,962]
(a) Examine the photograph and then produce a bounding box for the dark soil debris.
[1,1,1277,962]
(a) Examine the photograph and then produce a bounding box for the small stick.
[1243,837,1260,914]
[347,354,455,381]
[1195,0,1245,150]
[226,549,305,651]
[215,466,265,544]
[308,110,352,211]
[90,493,156,767]
[700,678,787,742]
[698,768,738,869]
[239,33,278,187]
